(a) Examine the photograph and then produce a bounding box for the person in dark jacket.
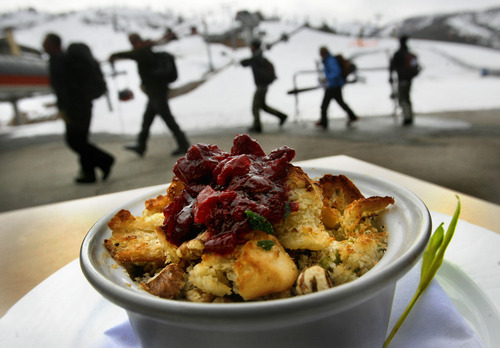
[316,46,358,129]
[109,33,190,157]
[43,33,114,184]
[240,40,287,133]
[389,35,416,125]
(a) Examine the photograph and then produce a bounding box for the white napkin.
[101,321,140,347]
[387,265,485,348]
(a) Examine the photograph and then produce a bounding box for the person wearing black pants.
[389,35,418,126]
[251,85,287,133]
[109,33,190,156]
[134,88,188,156]
[319,86,357,128]
[65,100,114,183]
[316,46,358,129]
[43,33,114,184]
[241,40,287,133]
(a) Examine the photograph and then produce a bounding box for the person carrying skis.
[109,33,190,157]
[240,39,288,133]
[316,46,358,129]
[389,35,420,126]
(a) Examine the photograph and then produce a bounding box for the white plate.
[437,259,500,348]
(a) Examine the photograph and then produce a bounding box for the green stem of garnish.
[383,196,461,348]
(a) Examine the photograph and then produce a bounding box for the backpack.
[260,56,277,85]
[335,54,357,81]
[151,51,178,84]
[403,51,421,78]
[66,42,107,100]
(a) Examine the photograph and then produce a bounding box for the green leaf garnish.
[245,210,274,235]
[284,202,292,220]
[257,240,275,251]
[384,196,461,348]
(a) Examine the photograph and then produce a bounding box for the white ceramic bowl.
[80,167,431,348]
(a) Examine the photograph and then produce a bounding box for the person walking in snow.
[240,39,287,133]
[109,33,190,157]
[316,46,358,129]
[389,35,420,126]
[43,33,114,184]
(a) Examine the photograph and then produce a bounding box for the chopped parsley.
[284,202,292,220]
[245,210,274,235]
[257,240,275,251]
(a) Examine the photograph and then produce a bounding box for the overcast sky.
[1,0,499,24]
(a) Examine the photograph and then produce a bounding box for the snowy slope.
[1,9,500,138]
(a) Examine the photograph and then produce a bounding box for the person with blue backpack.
[316,46,358,130]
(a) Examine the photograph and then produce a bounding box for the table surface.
[1,155,499,318]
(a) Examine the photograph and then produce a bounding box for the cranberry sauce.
[161,134,296,254]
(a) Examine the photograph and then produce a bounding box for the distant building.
[204,10,263,48]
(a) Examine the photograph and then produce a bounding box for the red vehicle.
[0,30,51,125]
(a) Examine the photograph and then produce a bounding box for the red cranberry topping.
[289,201,300,212]
[204,231,238,255]
[173,143,227,187]
[162,134,296,254]
[231,133,266,157]
[214,155,251,186]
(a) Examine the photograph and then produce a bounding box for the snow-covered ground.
[1,11,500,139]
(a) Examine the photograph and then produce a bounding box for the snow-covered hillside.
[375,7,500,49]
[1,8,500,138]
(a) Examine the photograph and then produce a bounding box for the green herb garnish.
[319,256,332,270]
[284,202,292,220]
[333,250,341,265]
[257,240,275,251]
[245,210,274,235]
[384,196,461,347]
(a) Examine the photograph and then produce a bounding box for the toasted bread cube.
[234,232,298,300]
[144,177,184,216]
[274,166,333,250]
[341,196,395,233]
[321,205,342,230]
[104,209,168,276]
[316,174,364,213]
[188,253,235,297]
